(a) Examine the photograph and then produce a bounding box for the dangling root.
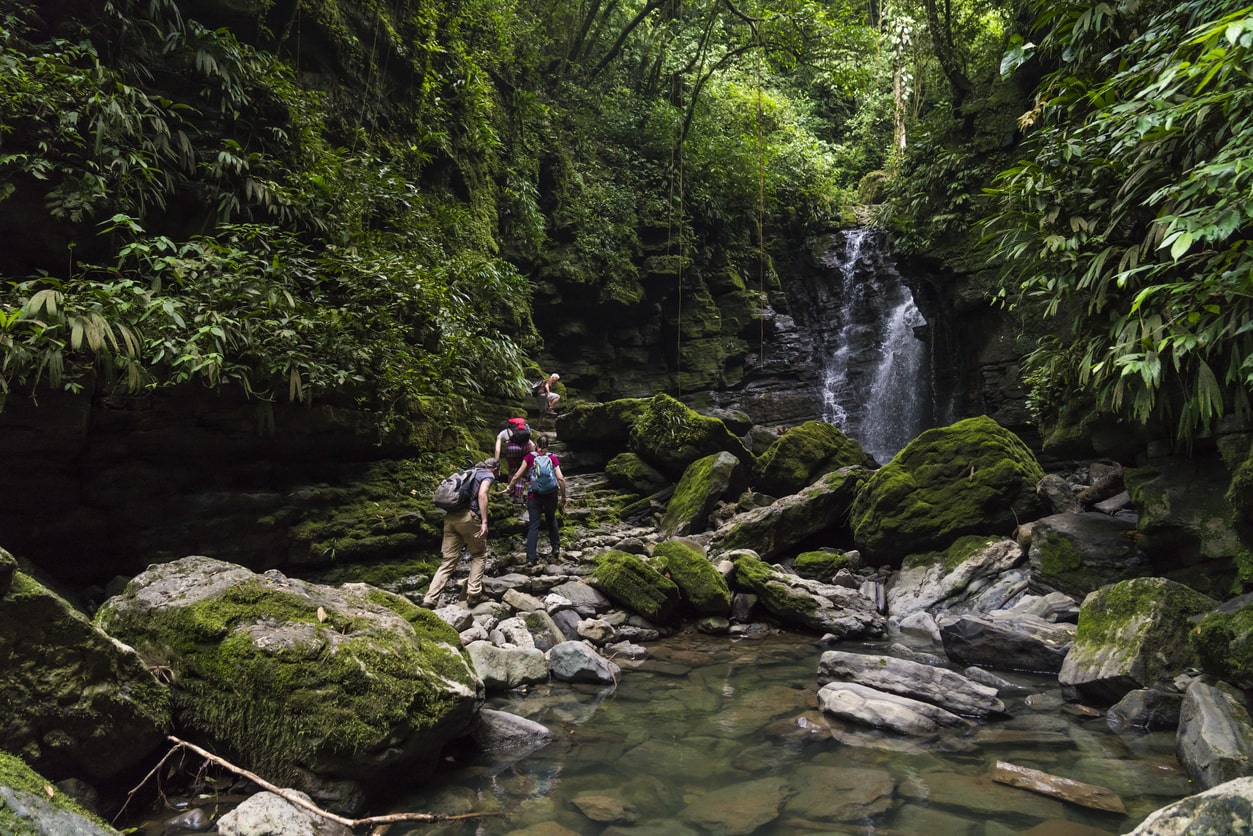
[120,736,501,831]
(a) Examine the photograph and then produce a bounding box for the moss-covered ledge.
[590,549,681,625]
[651,539,732,616]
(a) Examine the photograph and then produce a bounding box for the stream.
[371,627,1191,835]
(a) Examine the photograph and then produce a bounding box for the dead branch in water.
[120,736,499,831]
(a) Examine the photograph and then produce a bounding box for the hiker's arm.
[476,480,491,536]
[494,436,503,459]
[504,461,527,491]
[556,467,568,507]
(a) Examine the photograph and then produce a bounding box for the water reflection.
[386,629,1191,834]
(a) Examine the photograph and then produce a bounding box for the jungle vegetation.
[0,0,1249,444]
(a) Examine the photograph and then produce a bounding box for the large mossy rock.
[95,556,481,814]
[850,415,1046,566]
[753,421,875,496]
[661,451,742,536]
[0,752,121,835]
[590,549,682,625]
[709,467,870,562]
[603,452,670,494]
[1194,593,1253,689]
[1058,577,1218,705]
[627,393,753,479]
[558,399,649,448]
[1028,512,1147,598]
[0,551,171,785]
[651,539,732,616]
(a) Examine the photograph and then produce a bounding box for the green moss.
[1195,604,1253,688]
[1037,534,1084,576]
[794,550,853,580]
[627,393,753,476]
[850,415,1045,565]
[754,421,873,495]
[0,752,116,833]
[591,550,681,624]
[729,552,817,620]
[661,453,735,535]
[99,577,473,787]
[1073,578,1217,680]
[651,540,731,615]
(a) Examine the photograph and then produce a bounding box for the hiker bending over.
[535,373,560,416]
[505,435,566,565]
[424,458,498,606]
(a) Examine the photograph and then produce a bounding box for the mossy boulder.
[604,452,670,494]
[590,549,681,625]
[729,552,884,638]
[627,393,753,479]
[0,752,120,835]
[0,555,171,785]
[1058,577,1218,705]
[651,539,732,616]
[794,550,856,581]
[850,415,1046,566]
[95,556,481,814]
[1027,512,1146,598]
[754,421,875,496]
[710,467,869,561]
[1194,593,1253,689]
[661,451,742,536]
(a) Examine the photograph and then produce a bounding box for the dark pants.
[526,491,560,562]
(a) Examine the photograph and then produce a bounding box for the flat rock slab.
[991,760,1126,814]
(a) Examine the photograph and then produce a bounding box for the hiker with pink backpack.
[494,417,536,504]
[503,434,567,566]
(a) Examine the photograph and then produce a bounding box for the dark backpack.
[507,418,531,444]
[530,379,546,397]
[433,468,478,510]
[530,453,558,494]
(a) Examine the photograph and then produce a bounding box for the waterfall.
[816,229,933,464]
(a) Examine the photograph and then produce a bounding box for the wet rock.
[546,640,621,684]
[729,552,885,638]
[783,764,894,821]
[1127,776,1253,835]
[900,771,1068,823]
[216,790,352,836]
[1028,512,1147,597]
[466,641,548,691]
[677,776,791,835]
[661,451,742,536]
[817,649,1005,717]
[0,558,171,783]
[940,611,1075,673]
[1176,680,1253,790]
[886,537,1026,619]
[472,709,554,754]
[1059,578,1216,704]
[816,681,975,735]
[1107,688,1184,732]
[572,792,637,824]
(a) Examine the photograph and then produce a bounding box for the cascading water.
[816,228,933,463]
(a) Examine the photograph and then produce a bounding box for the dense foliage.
[0,0,892,431]
[987,0,1253,442]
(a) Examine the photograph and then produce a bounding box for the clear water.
[379,629,1191,835]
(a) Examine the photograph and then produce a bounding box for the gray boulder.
[730,553,885,638]
[1107,688,1184,732]
[817,650,1005,717]
[547,640,621,684]
[216,790,351,836]
[1176,681,1253,790]
[465,641,549,691]
[885,537,1026,619]
[939,611,1075,673]
[817,681,975,736]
